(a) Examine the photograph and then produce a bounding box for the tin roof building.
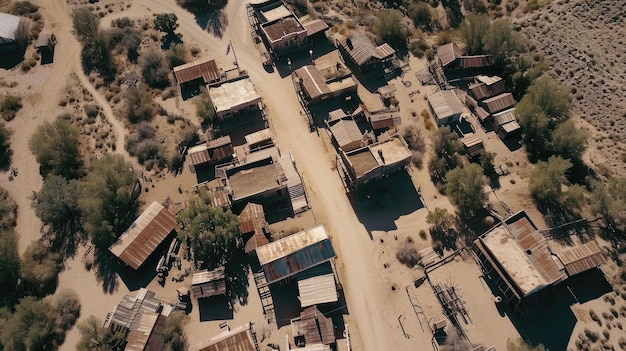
[191,267,227,298]
[427,90,464,126]
[109,202,177,270]
[195,323,258,351]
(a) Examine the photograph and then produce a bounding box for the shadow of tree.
[92,249,120,294]
[225,251,250,306]
[179,2,229,39]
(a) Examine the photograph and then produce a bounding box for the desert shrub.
[84,104,99,118]
[0,188,17,230]
[408,2,433,30]
[124,87,155,123]
[1,95,23,121]
[126,122,166,166]
[162,87,178,100]
[29,116,83,179]
[54,289,81,330]
[585,328,599,343]
[189,45,201,57]
[140,48,170,88]
[166,44,187,69]
[435,31,456,45]
[20,240,63,297]
[419,229,427,240]
[195,87,216,127]
[409,39,430,58]
[103,27,141,62]
[403,124,426,152]
[11,1,39,16]
[0,124,13,171]
[396,241,420,267]
[373,9,409,48]
[111,16,133,28]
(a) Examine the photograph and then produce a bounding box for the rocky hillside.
[519,0,626,175]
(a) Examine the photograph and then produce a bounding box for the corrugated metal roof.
[191,268,227,298]
[245,128,274,148]
[257,225,336,284]
[125,312,161,351]
[109,202,177,270]
[239,202,266,234]
[108,289,162,332]
[500,120,521,134]
[188,144,211,167]
[328,109,348,122]
[290,345,331,351]
[195,323,257,351]
[207,136,234,163]
[376,84,397,98]
[303,19,329,36]
[475,107,490,121]
[508,216,566,286]
[462,137,484,157]
[428,90,464,122]
[298,273,338,307]
[173,57,221,84]
[294,65,331,100]
[291,306,336,345]
[558,241,606,276]
[329,118,362,150]
[436,43,461,67]
[338,31,395,66]
[260,4,291,22]
[481,93,515,114]
[369,109,401,130]
[468,78,506,101]
[458,55,492,69]
[0,13,20,42]
[493,108,516,126]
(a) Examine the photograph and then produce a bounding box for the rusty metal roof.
[458,55,493,69]
[107,288,162,332]
[369,109,401,130]
[238,202,266,234]
[191,267,227,298]
[468,77,505,101]
[291,306,336,345]
[109,202,177,270]
[125,312,166,351]
[173,57,221,84]
[256,225,335,284]
[188,144,211,167]
[481,93,515,114]
[261,16,306,42]
[436,43,462,67]
[195,323,257,351]
[557,241,606,276]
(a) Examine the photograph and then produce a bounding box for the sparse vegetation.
[124,86,155,123]
[373,9,409,48]
[28,116,83,179]
[166,44,188,69]
[125,122,167,168]
[428,126,464,182]
[396,239,420,267]
[140,48,171,89]
[195,87,216,127]
[0,123,12,170]
[506,338,547,351]
[0,95,23,121]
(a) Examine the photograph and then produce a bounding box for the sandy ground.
[0,1,556,350]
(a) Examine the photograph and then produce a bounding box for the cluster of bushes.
[0,95,23,121]
[0,123,13,171]
[126,122,167,169]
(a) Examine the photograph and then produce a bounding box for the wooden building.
[292,65,357,105]
[335,31,395,75]
[427,90,464,126]
[191,268,227,299]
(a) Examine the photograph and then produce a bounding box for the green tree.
[154,13,180,36]
[140,48,170,89]
[54,290,81,331]
[591,178,626,237]
[507,338,547,351]
[0,122,12,170]
[479,151,496,176]
[79,154,139,250]
[28,116,82,179]
[71,7,100,42]
[408,2,433,31]
[445,164,488,217]
[515,98,551,159]
[125,86,155,123]
[32,175,82,248]
[166,44,188,69]
[461,13,490,55]
[550,120,588,160]
[373,9,409,48]
[177,188,241,268]
[484,18,523,64]
[81,33,118,80]
[76,316,125,351]
[0,230,20,306]
[20,240,63,298]
[0,187,17,230]
[162,312,188,351]
[195,87,216,127]
[426,207,455,235]
[521,77,571,121]
[428,126,464,180]
[0,296,56,351]
[528,156,572,206]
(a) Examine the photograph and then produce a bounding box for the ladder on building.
[254,272,276,330]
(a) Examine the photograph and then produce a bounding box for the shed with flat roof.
[298,273,338,307]
[328,117,362,152]
[109,202,177,270]
[556,241,606,276]
[191,268,227,298]
[208,78,262,120]
[173,58,221,86]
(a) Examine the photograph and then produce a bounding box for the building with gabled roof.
[173,57,221,88]
[256,225,336,286]
[335,31,395,75]
[327,116,363,152]
[436,43,493,71]
[481,92,516,115]
[468,75,506,101]
[292,65,357,104]
[427,90,464,126]
[187,136,235,172]
[106,288,165,333]
[291,306,336,346]
[195,323,259,351]
[109,202,177,270]
[297,273,338,308]
[493,108,521,139]
[366,108,402,131]
[238,202,270,254]
[125,313,167,351]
